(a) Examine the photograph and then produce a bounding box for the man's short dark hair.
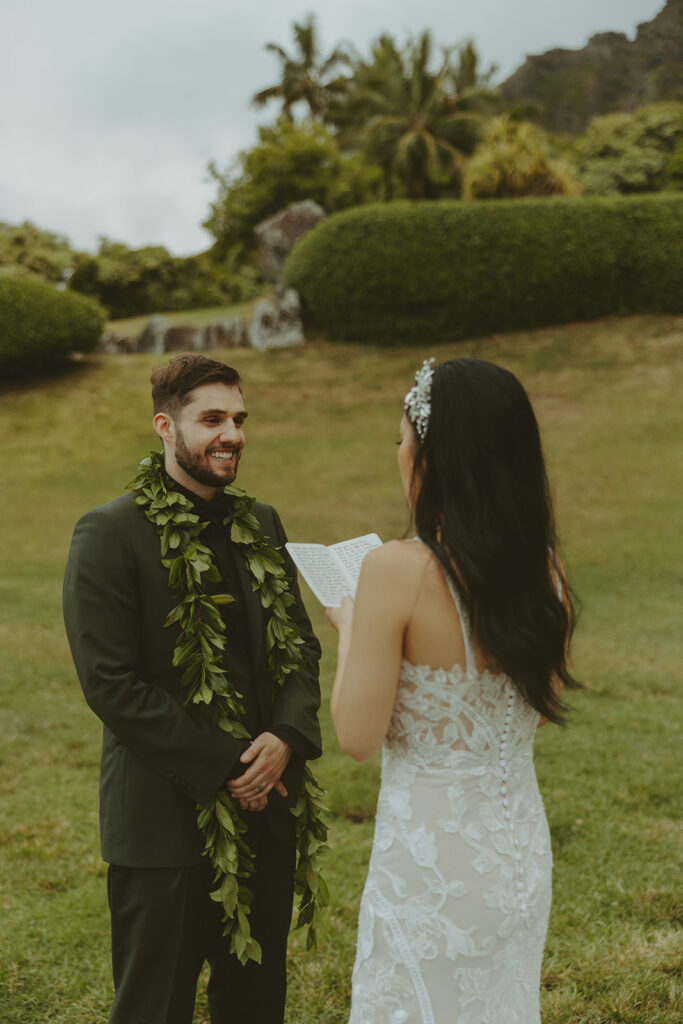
[151,355,241,417]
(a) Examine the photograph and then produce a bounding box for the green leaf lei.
[128,452,328,964]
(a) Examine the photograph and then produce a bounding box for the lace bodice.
[387,659,539,773]
[386,568,540,773]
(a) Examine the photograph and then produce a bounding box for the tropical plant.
[204,120,381,256]
[574,102,683,195]
[463,117,579,199]
[251,14,350,122]
[329,33,501,200]
[447,39,498,101]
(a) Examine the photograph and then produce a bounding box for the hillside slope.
[500,0,683,133]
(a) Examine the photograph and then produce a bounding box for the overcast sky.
[0,0,664,255]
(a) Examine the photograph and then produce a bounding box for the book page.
[285,543,353,607]
[329,534,383,597]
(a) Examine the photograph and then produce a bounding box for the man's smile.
[208,447,240,463]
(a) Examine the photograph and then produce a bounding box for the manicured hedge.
[285,195,683,344]
[0,275,106,376]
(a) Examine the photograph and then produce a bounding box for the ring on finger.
[257,783,264,793]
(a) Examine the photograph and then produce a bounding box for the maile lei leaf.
[128,451,328,964]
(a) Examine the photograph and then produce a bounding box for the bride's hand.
[325,596,354,633]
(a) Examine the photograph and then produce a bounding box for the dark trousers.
[107,813,296,1024]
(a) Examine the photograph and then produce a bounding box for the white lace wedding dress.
[348,572,553,1023]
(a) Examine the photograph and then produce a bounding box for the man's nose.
[218,422,242,444]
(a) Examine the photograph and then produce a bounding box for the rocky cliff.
[500,0,683,134]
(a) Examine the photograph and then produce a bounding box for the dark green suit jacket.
[63,492,322,868]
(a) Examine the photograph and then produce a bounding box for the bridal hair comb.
[404,358,435,441]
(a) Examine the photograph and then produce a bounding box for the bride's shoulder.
[360,538,431,582]
[357,540,434,620]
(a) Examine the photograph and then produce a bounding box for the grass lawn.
[0,314,681,1023]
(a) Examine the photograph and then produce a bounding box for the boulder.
[247,289,304,351]
[254,200,326,294]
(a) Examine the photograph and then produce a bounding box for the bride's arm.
[327,542,415,762]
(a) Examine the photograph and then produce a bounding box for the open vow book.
[285,534,383,607]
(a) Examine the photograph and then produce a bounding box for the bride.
[326,357,578,1023]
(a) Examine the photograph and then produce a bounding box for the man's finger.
[230,775,269,796]
[239,794,267,812]
[229,762,265,791]
[240,734,266,763]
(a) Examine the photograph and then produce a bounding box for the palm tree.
[251,15,350,122]
[448,39,498,99]
[330,33,501,200]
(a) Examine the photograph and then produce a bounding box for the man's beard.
[174,429,240,489]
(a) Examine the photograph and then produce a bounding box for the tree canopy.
[574,102,683,195]
[0,220,78,284]
[204,120,381,255]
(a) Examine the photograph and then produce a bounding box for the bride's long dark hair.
[410,358,579,722]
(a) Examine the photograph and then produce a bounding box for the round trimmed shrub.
[0,275,106,377]
[285,195,683,344]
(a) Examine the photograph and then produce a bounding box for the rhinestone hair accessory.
[404,358,435,441]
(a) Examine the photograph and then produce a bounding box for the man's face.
[167,383,247,492]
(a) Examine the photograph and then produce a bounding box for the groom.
[63,354,322,1024]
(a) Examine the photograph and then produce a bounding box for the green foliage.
[463,117,579,199]
[69,239,256,320]
[0,220,79,284]
[204,120,381,255]
[286,195,683,344]
[0,275,105,376]
[251,14,350,122]
[574,102,683,195]
[662,135,683,191]
[329,33,501,200]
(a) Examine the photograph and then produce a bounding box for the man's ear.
[153,411,174,448]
